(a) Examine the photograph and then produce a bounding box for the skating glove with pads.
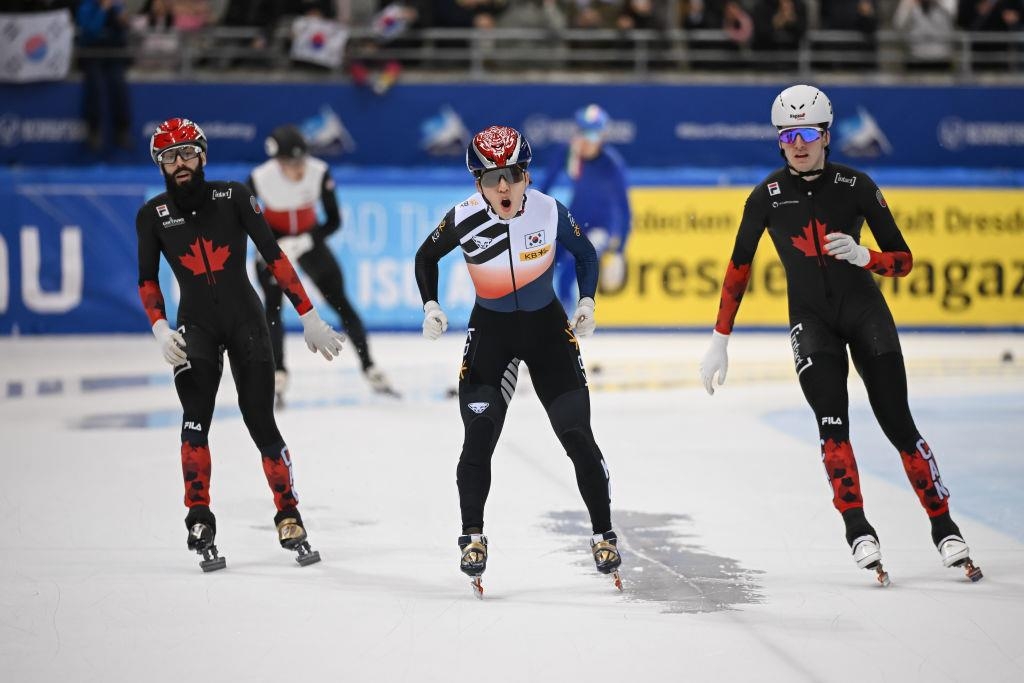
[152,319,187,366]
[699,330,729,395]
[278,233,315,263]
[422,300,448,340]
[823,233,870,267]
[300,309,345,360]
[570,297,597,337]
[600,252,626,290]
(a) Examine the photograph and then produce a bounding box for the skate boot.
[937,535,983,582]
[274,370,288,409]
[185,506,226,572]
[851,535,890,586]
[274,509,321,567]
[365,366,400,398]
[458,533,488,598]
[590,531,623,591]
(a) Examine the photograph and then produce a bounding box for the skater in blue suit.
[538,104,632,310]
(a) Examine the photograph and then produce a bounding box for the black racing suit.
[713,162,961,546]
[414,188,612,535]
[136,180,314,527]
[248,158,374,373]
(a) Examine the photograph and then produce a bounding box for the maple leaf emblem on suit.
[179,238,231,276]
[791,220,829,258]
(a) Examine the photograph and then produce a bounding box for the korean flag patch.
[767,182,781,197]
[524,230,545,249]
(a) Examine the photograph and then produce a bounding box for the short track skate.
[277,517,321,567]
[458,534,488,599]
[938,535,982,582]
[591,531,623,591]
[188,522,226,573]
[851,535,890,587]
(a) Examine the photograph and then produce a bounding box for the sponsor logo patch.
[250,195,262,214]
[875,190,887,208]
[834,173,856,187]
[162,217,185,228]
[520,244,551,261]
[768,181,781,196]
[212,188,232,200]
[471,235,494,250]
[467,402,489,414]
[156,204,169,217]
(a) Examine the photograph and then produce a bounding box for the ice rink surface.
[2,331,1023,683]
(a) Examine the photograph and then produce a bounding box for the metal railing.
[72,26,1024,83]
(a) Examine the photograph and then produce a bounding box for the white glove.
[278,233,314,263]
[587,227,610,253]
[824,233,870,267]
[570,296,596,337]
[699,330,729,395]
[152,319,187,366]
[600,251,626,290]
[422,300,448,340]
[299,308,345,360]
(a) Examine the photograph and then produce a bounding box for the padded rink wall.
[1,82,1022,333]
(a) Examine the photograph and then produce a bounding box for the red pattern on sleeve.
[138,280,167,326]
[714,260,752,335]
[865,249,913,277]
[267,255,313,315]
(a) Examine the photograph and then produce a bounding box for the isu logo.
[467,402,489,414]
[524,230,545,248]
[520,244,551,261]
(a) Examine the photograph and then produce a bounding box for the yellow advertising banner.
[599,187,1024,328]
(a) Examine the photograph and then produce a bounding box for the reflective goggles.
[157,145,202,165]
[778,127,825,145]
[478,165,526,188]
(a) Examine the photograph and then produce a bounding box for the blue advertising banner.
[2,82,1023,169]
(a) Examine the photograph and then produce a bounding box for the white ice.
[2,331,1022,682]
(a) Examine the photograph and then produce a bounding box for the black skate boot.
[590,531,623,591]
[274,509,321,567]
[184,506,226,572]
[458,532,488,598]
[844,509,889,586]
[931,512,982,582]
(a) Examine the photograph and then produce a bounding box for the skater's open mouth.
[500,198,512,209]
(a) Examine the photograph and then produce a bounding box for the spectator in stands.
[894,0,957,70]
[132,0,180,70]
[616,0,667,30]
[957,0,1023,68]
[819,0,879,70]
[349,1,425,94]
[221,0,285,67]
[751,0,808,69]
[75,0,133,153]
[496,0,566,32]
[680,1,754,69]
[171,0,213,33]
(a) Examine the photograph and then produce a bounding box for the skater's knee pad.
[546,388,592,438]
[180,417,209,446]
[459,385,506,461]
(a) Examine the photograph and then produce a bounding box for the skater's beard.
[164,166,208,212]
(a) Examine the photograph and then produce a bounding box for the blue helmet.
[466,125,532,176]
[575,104,609,138]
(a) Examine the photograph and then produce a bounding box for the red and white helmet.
[466,125,532,176]
[771,85,833,129]
[150,117,208,164]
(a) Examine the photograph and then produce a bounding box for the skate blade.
[612,571,623,591]
[875,564,891,587]
[964,560,983,582]
[470,576,483,599]
[198,546,226,572]
[293,542,322,567]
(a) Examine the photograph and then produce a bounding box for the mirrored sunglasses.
[778,127,824,145]
[157,145,202,165]
[479,165,525,189]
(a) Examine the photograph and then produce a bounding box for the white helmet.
[771,85,833,129]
